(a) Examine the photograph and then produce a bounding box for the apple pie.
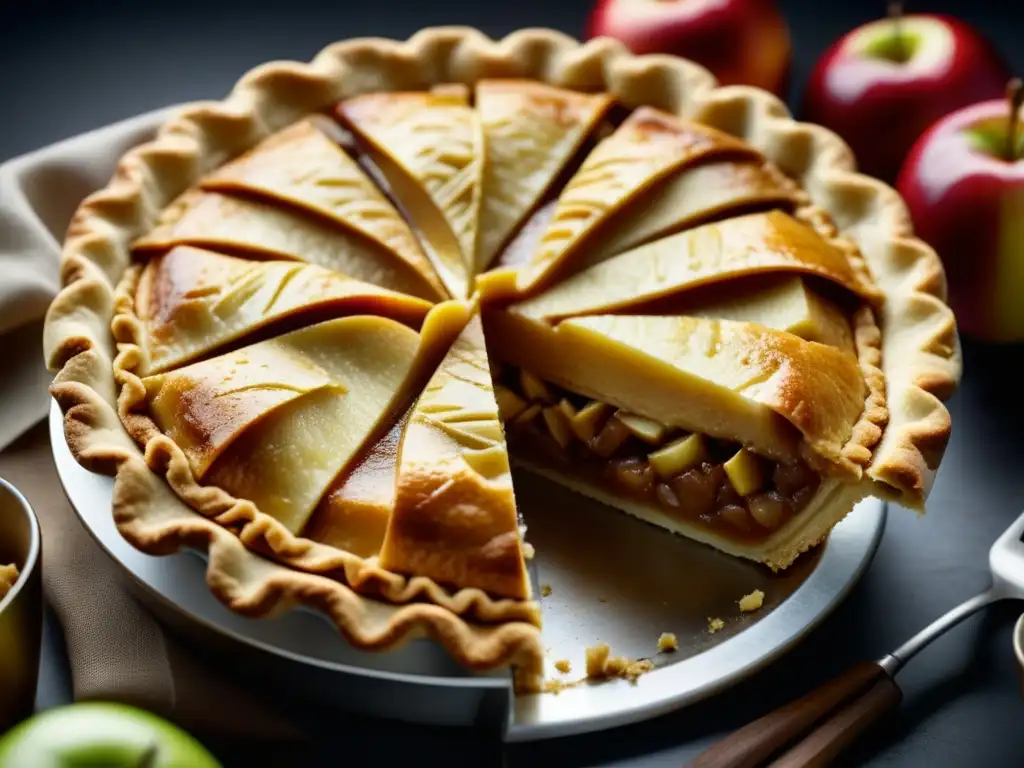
[45,27,960,691]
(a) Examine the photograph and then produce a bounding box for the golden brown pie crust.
[43,27,959,690]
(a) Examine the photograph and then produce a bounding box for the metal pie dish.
[50,402,885,739]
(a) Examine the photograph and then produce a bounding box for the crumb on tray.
[0,563,19,601]
[554,659,571,674]
[708,617,725,633]
[540,584,552,597]
[585,644,654,683]
[522,542,535,560]
[738,589,765,613]
[657,632,678,652]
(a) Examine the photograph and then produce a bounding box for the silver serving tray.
[49,402,885,740]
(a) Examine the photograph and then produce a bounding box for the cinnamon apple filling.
[494,365,822,544]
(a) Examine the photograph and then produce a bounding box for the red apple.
[896,82,1024,342]
[586,0,792,97]
[803,10,1010,182]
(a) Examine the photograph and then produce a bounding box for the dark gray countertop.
[6,1,1024,765]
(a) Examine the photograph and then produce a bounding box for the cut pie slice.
[133,190,440,300]
[644,275,856,352]
[304,408,410,559]
[475,80,613,273]
[337,87,484,299]
[516,108,761,294]
[143,302,471,534]
[574,160,801,271]
[201,119,446,299]
[380,313,531,601]
[511,211,882,322]
[484,310,878,568]
[132,246,433,374]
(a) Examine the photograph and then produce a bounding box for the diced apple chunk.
[647,434,707,479]
[589,415,631,457]
[571,401,611,442]
[494,385,527,423]
[748,491,786,530]
[514,403,542,425]
[723,447,764,497]
[557,398,578,423]
[542,405,574,448]
[615,411,668,444]
[519,369,554,403]
[610,458,655,494]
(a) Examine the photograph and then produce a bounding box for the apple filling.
[494,364,822,544]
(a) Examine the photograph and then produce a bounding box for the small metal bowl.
[0,477,43,730]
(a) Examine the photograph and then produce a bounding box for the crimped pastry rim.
[43,26,959,687]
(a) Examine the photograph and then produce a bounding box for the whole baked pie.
[44,27,960,692]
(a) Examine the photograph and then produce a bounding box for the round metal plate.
[50,402,885,740]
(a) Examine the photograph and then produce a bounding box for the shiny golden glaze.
[338,88,483,299]
[133,190,437,299]
[475,80,612,272]
[484,310,867,476]
[202,120,446,299]
[517,108,761,293]
[144,341,335,479]
[304,412,408,558]
[512,211,875,322]
[137,246,433,374]
[380,315,530,600]
[149,316,424,533]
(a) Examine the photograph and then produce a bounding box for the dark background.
[4,1,1024,765]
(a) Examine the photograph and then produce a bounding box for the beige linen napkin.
[0,111,304,745]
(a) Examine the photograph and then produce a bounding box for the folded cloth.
[0,112,305,745]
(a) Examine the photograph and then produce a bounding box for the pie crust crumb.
[708,617,725,633]
[540,584,553,597]
[0,564,19,602]
[522,542,536,560]
[554,659,571,674]
[657,632,678,652]
[584,644,654,683]
[738,589,765,613]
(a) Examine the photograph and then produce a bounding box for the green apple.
[0,702,221,768]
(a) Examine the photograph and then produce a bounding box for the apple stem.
[887,0,906,62]
[1009,78,1024,162]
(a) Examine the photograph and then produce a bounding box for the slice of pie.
[133,189,441,301]
[46,30,958,694]
[483,309,881,569]
[337,87,484,299]
[379,313,531,600]
[515,107,761,294]
[507,210,881,322]
[122,245,433,374]
[475,80,613,274]
[200,119,447,300]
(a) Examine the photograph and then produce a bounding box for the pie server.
[692,507,1024,768]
